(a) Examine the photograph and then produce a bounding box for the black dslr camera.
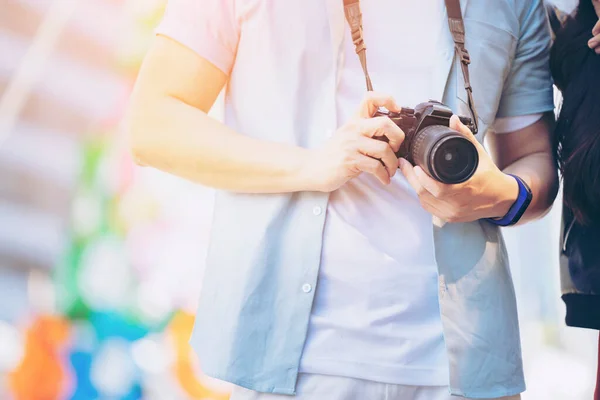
[375,101,479,184]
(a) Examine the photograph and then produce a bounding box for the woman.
[550,0,600,397]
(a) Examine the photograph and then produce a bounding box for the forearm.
[499,152,559,224]
[485,113,559,225]
[128,96,314,193]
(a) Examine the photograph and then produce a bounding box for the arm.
[128,35,314,193]
[487,0,559,224]
[128,1,405,194]
[487,113,559,224]
[397,0,558,225]
[397,115,557,225]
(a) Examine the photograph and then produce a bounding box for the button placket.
[303,197,326,298]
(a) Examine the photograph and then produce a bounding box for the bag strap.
[342,0,479,134]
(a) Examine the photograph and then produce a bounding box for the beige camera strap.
[343,0,373,91]
[342,0,479,134]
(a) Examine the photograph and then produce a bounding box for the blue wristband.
[485,174,532,227]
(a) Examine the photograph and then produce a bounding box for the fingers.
[399,157,461,199]
[356,136,397,178]
[399,158,467,222]
[588,19,600,53]
[449,114,474,137]
[418,199,446,219]
[356,92,401,119]
[449,115,484,150]
[589,37,600,55]
[413,166,452,198]
[358,117,405,153]
[589,34,600,51]
[399,158,448,217]
[356,155,390,185]
[398,158,430,198]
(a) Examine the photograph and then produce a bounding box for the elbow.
[129,128,148,167]
[548,172,560,207]
[125,111,153,167]
[124,80,168,167]
[533,168,560,219]
[130,141,149,168]
[543,166,560,211]
[124,93,167,168]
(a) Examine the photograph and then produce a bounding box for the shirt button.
[312,206,322,216]
[302,283,312,293]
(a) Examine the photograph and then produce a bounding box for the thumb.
[450,114,481,146]
[450,115,486,153]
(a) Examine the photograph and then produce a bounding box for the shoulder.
[475,0,549,33]
[513,0,551,30]
[510,0,545,17]
[464,0,543,37]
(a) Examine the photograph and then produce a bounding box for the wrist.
[294,148,324,192]
[489,172,520,219]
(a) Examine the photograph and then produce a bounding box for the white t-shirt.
[299,0,541,386]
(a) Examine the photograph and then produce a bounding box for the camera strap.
[343,0,373,91]
[342,0,480,134]
[444,0,479,134]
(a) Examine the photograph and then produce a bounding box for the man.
[127,0,558,398]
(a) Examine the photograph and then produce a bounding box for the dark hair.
[550,0,600,225]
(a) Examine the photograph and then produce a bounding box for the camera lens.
[431,136,478,184]
[410,125,479,184]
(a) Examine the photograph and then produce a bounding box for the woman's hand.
[398,115,518,223]
[590,0,600,54]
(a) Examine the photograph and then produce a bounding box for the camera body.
[374,101,479,184]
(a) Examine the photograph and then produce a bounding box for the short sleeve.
[493,113,543,133]
[155,0,240,75]
[495,0,555,118]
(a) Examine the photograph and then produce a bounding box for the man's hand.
[589,0,600,54]
[308,92,405,192]
[398,115,518,223]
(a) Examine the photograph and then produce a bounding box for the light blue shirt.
[156,0,555,397]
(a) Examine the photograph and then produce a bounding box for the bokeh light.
[0,1,596,400]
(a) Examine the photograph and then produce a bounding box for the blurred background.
[0,0,596,399]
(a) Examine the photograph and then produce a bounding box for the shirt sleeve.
[493,113,543,134]
[495,0,555,119]
[155,0,240,75]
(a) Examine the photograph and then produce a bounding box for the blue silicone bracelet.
[485,174,532,227]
